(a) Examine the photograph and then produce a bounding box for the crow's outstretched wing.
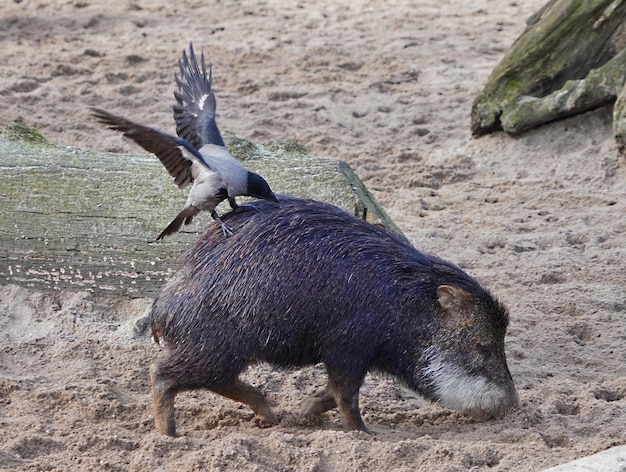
[92,107,214,189]
[173,43,225,149]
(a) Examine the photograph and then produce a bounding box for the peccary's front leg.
[302,387,337,415]
[326,369,370,433]
[211,378,278,425]
[150,363,178,437]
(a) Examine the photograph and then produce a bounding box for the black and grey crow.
[92,44,278,240]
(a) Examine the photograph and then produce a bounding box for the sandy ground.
[2,0,626,470]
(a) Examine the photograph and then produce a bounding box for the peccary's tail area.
[148,271,191,347]
[149,295,166,346]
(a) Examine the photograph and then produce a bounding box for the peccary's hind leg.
[211,377,278,425]
[150,362,178,437]
[302,387,337,415]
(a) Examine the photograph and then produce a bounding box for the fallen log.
[471,0,626,148]
[0,121,402,297]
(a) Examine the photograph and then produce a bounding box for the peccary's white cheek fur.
[422,352,510,415]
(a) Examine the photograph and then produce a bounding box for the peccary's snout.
[420,284,519,420]
[423,351,519,419]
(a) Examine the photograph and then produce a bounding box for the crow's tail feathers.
[157,205,200,240]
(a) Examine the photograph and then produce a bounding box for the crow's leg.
[211,210,233,237]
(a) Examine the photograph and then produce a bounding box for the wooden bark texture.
[471,0,626,141]
[0,122,402,297]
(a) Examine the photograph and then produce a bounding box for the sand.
[2,0,626,470]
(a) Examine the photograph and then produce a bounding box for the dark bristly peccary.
[149,196,518,436]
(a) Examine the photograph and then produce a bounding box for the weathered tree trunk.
[0,122,403,297]
[471,0,626,146]
[613,79,626,152]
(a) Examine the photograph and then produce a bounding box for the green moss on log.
[471,0,626,136]
[500,46,626,134]
[0,124,404,297]
[614,80,626,152]
[2,121,49,145]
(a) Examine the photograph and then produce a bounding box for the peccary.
[149,196,518,436]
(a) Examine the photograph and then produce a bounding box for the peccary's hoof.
[254,415,279,428]
[358,424,374,435]
[259,407,279,423]
[160,424,177,438]
[153,405,177,437]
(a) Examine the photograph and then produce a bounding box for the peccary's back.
[149,197,499,365]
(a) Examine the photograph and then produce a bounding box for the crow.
[92,44,278,240]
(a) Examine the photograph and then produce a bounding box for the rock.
[541,445,626,472]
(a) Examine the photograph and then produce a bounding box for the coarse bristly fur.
[149,196,518,436]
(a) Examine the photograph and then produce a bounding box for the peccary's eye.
[477,343,493,361]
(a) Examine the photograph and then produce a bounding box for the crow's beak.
[252,191,279,204]
[268,192,280,204]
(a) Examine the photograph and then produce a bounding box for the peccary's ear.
[437,285,471,325]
